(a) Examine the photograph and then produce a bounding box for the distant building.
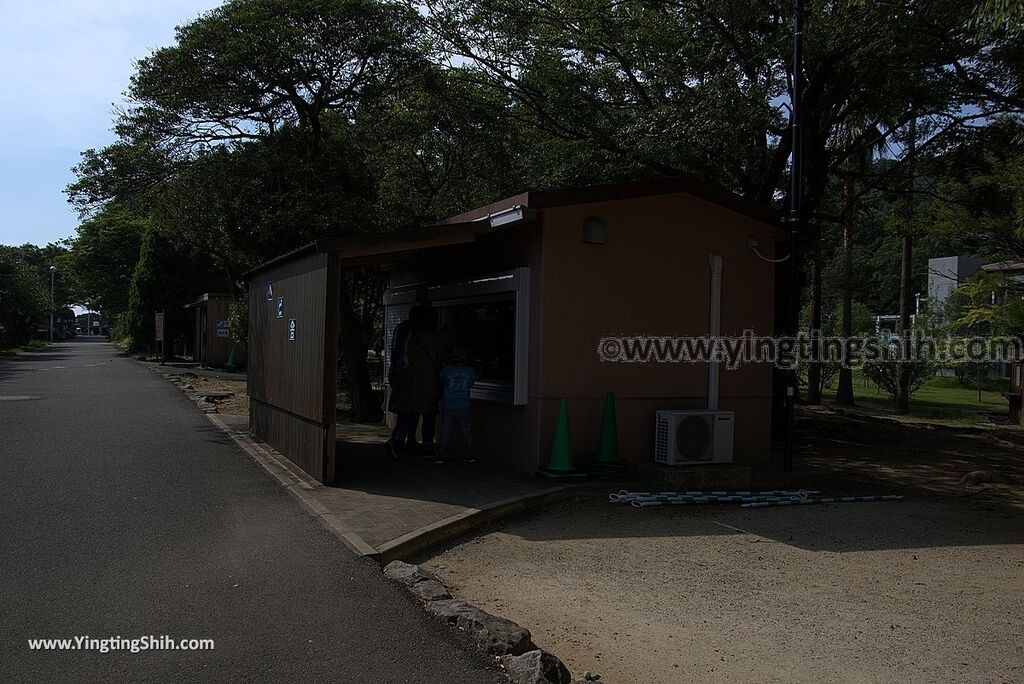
[928,256,983,313]
[184,293,243,367]
[980,260,1024,283]
[74,312,107,335]
[873,256,981,332]
[874,313,917,337]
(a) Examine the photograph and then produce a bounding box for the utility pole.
[783,0,804,472]
[49,266,57,342]
[896,114,916,415]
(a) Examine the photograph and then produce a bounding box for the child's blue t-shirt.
[441,365,477,411]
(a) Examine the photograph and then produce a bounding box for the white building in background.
[927,256,983,313]
[873,256,981,335]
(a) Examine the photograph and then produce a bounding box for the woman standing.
[385,304,442,459]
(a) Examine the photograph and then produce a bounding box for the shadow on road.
[0,339,114,382]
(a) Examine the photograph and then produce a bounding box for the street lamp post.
[49,266,57,342]
[782,0,804,472]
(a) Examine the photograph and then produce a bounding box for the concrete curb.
[377,486,567,564]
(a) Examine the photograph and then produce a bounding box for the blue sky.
[0,0,222,247]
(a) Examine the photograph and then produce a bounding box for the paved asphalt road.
[0,339,505,683]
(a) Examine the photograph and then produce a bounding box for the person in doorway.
[385,304,442,460]
[438,345,477,463]
[416,304,441,456]
[385,307,416,455]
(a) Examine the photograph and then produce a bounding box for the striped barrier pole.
[609,489,817,503]
[741,495,904,508]
[631,494,811,508]
[613,493,814,502]
[611,489,819,498]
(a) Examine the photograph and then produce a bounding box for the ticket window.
[383,268,530,405]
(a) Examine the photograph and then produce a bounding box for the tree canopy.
[40,0,1024,412]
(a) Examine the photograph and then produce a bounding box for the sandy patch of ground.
[181,375,249,415]
[422,497,1024,683]
[420,410,1024,683]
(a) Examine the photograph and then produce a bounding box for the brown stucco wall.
[532,193,777,468]
[381,192,777,473]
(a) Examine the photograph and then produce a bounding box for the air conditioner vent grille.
[653,410,734,466]
[676,415,712,460]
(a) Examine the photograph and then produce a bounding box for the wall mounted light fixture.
[583,216,606,244]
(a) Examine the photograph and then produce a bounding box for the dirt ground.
[420,409,1024,683]
[180,374,249,416]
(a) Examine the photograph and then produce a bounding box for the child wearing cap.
[438,345,477,463]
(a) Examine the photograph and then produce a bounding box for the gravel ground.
[179,374,249,415]
[422,496,1024,683]
[420,409,1024,683]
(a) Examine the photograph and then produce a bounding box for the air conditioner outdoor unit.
[654,410,734,465]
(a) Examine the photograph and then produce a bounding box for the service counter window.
[383,268,530,405]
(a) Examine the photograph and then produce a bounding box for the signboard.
[215,320,230,338]
[276,297,285,318]
[154,311,165,342]
[288,319,296,341]
[266,280,274,301]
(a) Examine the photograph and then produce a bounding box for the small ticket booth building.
[246,178,785,484]
[184,293,242,367]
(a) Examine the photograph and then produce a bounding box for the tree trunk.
[835,177,856,405]
[338,271,380,423]
[807,242,823,404]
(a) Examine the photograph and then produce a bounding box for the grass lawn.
[0,339,50,357]
[819,369,1010,424]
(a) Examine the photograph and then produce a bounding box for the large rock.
[197,399,218,413]
[383,560,436,587]
[500,649,572,684]
[425,599,535,655]
[410,578,451,602]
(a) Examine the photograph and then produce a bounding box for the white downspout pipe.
[708,254,723,410]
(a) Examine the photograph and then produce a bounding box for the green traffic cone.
[588,392,627,479]
[548,399,574,471]
[225,346,237,371]
[539,399,587,480]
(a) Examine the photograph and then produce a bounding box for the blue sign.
[266,280,274,300]
[288,319,296,341]
[276,297,284,318]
